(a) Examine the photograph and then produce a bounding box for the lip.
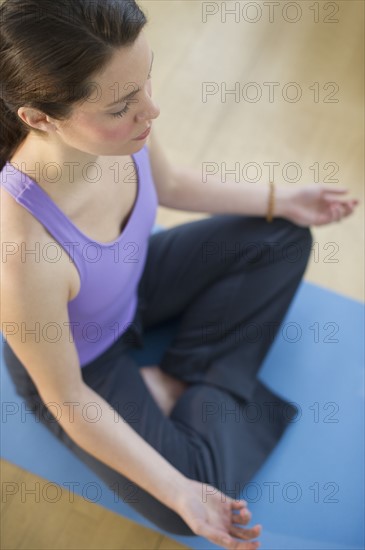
[133,126,151,140]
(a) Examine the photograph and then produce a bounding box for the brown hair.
[0,0,147,170]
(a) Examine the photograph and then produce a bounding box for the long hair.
[0,0,147,171]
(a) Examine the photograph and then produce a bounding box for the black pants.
[3,214,313,536]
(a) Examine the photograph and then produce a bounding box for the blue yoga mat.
[1,279,364,549]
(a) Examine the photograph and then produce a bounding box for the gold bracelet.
[266,181,275,222]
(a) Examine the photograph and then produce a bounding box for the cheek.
[100,121,133,141]
[74,113,133,142]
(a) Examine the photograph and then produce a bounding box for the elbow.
[39,382,86,433]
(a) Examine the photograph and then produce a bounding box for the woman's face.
[51,31,160,156]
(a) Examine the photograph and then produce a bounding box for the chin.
[129,140,147,152]
[99,142,141,156]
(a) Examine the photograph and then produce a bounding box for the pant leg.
[2,214,312,537]
[3,326,297,537]
[133,214,313,402]
[2,337,207,535]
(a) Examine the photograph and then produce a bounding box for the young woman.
[0,1,358,548]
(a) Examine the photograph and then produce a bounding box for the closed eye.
[111,104,130,118]
[110,73,153,119]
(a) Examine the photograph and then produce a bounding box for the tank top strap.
[0,161,87,281]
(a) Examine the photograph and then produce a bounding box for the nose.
[136,90,160,123]
[136,102,160,123]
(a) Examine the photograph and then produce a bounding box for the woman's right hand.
[176,478,262,549]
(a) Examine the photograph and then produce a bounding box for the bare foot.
[140,365,190,416]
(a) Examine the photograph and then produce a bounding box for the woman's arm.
[167,165,291,218]
[62,392,262,549]
[147,129,359,226]
[61,381,189,510]
[1,234,188,511]
[2,232,261,548]
[168,168,359,226]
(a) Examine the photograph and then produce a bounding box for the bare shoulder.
[1,186,84,404]
[1,186,75,301]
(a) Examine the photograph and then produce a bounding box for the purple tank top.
[0,145,158,367]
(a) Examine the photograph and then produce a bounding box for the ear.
[17,107,57,133]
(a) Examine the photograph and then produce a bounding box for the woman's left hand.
[176,478,261,549]
[283,183,359,227]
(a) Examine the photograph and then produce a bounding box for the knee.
[291,221,313,246]
[277,219,313,264]
[232,214,313,253]
[294,225,313,266]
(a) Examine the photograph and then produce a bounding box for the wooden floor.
[2,1,364,549]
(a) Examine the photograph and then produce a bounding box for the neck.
[9,133,110,195]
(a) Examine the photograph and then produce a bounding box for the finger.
[327,199,355,208]
[223,536,260,550]
[231,499,248,509]
[223,528,261,549]
[231,541,260,550]
[328,203,342,221]
[321,187,349,195]
[322,194,349,207]
[328,199,357,209]
[323,198,358,220]
[336,203,352,220]
[322,197,348,209]
[232,508,252,525]
[198,525,254,549]
[344,199,359,209]
[229,523,262,541]
[342,199,359,206]
[341,202,355,216]
[199,524,260,550]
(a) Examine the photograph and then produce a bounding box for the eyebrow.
[104,50,154,109]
